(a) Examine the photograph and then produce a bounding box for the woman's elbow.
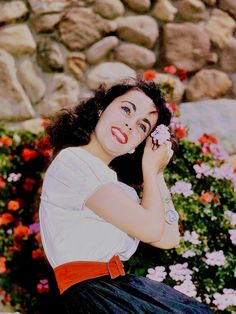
[164,236,180,249]
[142,223,165,243]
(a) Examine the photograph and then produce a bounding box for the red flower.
[2,293,11,305]
[21,148,38,161]
[166,102,179,114]
[0,177,5,189]
[37,279,49,293]
[164,65,177,75]
[143,70,157,81]
[175,126,186,139]
[176,68,187,81]
[35,232,42,244]
[32,248,44,259]
[14,225,29,238]
[35,136,52,158]
[0,257,7,274]
[7,200,20,211]
[41,119,51,128]
[23,177,36,191]
[0,136,13,146]
[199,191,214,204]
[198,133,218,145]
[0,213,14,225]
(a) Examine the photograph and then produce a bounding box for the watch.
[165,209,179,224]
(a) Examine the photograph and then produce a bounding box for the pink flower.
[37,279,49,293]
[170,181,193,197]
[212,165,235,180]
[204,250,226,266]
[29,222,40,234]
[146,266,167,282]
[213,289,236,311]
[174,279,197,298]
[225,211,236,226]
[151,124,170,145]
[229,230,236,245]
[193,164,213,179]
[169,263,193,281]
[182,250,196,258]
[209,143,229,161]
[7,173,22,182]
[183,231,200,245]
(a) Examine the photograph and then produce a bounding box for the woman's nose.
[125,123,132,131]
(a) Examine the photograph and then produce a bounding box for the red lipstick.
[111,126,128,144]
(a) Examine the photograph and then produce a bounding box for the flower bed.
[0,107,235,313]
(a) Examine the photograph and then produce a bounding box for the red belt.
[54,255,126,294]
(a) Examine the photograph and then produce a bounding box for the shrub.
[0,104,235,313]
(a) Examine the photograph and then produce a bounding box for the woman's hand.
[142,136,173,175]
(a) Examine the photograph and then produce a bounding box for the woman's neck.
[80,134,112,165]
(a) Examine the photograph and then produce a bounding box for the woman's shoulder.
[49,146,118,182]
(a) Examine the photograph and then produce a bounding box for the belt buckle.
[107,255,125,279]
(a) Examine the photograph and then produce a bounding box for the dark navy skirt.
[61,274,213,313]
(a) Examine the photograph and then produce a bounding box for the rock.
[229,73,236,98]
[116,16,159,49]
[30,13,62,33]
[173,0,208,21]
[0,24,36,55]
[186,69,232,101]
[38,74,80,117]
[0,49,35,121]
[87,62,136,90]
[122,0,151,13]
[92,0,125,19]
[114,43,156,69]
[37,37,64,72]
[0,1,28,25]
[152,0,178,22]
[21,118,45,134]
[28,0,69,14]
[205,9,236,48]
[219,39,236,73]
[179,99,236,154]
[18,59,46,104]
[59,8,116,50]
[86,36,119,64]
[153,73,185,103]
[202,0,216,5]
[67,52,87,81]
[219,0,236,19]
[163,23,211,72]
[225,155,236,167]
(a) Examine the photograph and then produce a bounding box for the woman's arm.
[85,139,171,243]
[146,172,180,249]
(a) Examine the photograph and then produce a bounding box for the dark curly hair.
[46,78,174,186]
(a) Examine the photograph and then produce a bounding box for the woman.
[39,78,212,313]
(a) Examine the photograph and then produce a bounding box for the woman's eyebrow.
[121,101,136,111]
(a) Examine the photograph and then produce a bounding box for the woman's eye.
[121,106,131,115]
[139,124,147,132]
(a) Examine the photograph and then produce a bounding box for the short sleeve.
[40,147,117,211]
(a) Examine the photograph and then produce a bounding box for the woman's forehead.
[118,90,157,113]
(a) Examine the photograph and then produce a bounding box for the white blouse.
[39,146,140,268]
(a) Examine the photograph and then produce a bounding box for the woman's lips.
[111,126,128,144]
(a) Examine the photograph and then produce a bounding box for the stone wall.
[0,0,236,153]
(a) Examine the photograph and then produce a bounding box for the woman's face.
[93,89,158,160]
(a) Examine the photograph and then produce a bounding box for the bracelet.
[164,194,172,204]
